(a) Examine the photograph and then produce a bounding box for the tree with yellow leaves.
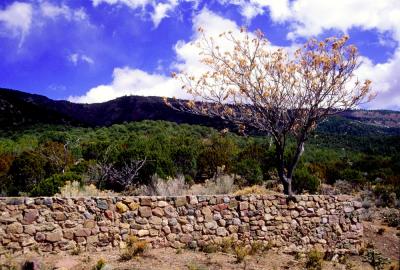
[169,27,374,195]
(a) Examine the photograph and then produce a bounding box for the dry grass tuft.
[233,185,276,196]
[56,181,115,197]
[93,257,106,270]
[120,235,149,261]
[305,249,324,270]
[233,243,251,263]
[143,174,188,196]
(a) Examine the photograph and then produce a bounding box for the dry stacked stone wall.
[0,195,363,257]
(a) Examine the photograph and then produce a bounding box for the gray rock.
[97,200,108,210]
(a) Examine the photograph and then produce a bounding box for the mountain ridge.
[1,87,400,136]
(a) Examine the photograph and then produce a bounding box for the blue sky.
[0,0,399,109]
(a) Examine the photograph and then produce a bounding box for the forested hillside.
[0,120,398,200]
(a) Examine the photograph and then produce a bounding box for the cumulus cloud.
[223,0,399,110]
[68,67,181,103]
[285,0,400,41]
[71,8,290,104]
[70,5,400,109]
[273,0,400,110]
[356,50,400,110]
[222,0,400,41]
[174,8,241,75]
[69,8,242,103]
[0,2,33,47]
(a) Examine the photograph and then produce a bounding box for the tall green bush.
[293,166,321,194]
[31,172,81,196]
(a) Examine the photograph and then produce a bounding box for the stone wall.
[0,195,363,257]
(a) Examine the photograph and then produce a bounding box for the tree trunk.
[273,142,293,196]
[282,176,293,196]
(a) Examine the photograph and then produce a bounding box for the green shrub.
[7,151,48,195]
[30,172,81,196]
[340,168,365,184]
[234,159,263,185]
[382,209,400,227]
[200,243,219,254]
[362,249,390,270]
[2,120,400,197]
[249,241,271,255]
[197,135,238,178]
[293,167,320,194]
[325,161,345,184]
[374,184,397,207]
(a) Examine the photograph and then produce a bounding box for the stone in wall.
[0,195,364,257]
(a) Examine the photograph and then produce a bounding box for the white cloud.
[223,0,400,41]
[285,0,400,110]
[81,55,94,65]
[0,1,90,48]
[40,2,88,21]
[70,7,400,110]
[68,67,180,103]
[70,8,239,103]
[69,53,94,65]
[0,2,33,47]
[356,50,400,110]
[91,0,163,27]
[254,0,400,110]
[151,0,178,27]
[92,0,200,28]
[239,1,264,23]
[41,2,70,19]
[174,8,291,79]
[174,5,400,110]
[92,0,152,9]
[219,0,291,23]
[69,53,79,65]
[71,8,291,104]
[286,0,400,41]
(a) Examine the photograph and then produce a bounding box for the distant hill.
[0,88,230,130]
[1,88,400,136]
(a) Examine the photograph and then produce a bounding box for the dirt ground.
[1,247,377,270]
[1,221,399,270]
[363,221,400,260]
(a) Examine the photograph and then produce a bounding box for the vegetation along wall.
[0,195,363,257]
